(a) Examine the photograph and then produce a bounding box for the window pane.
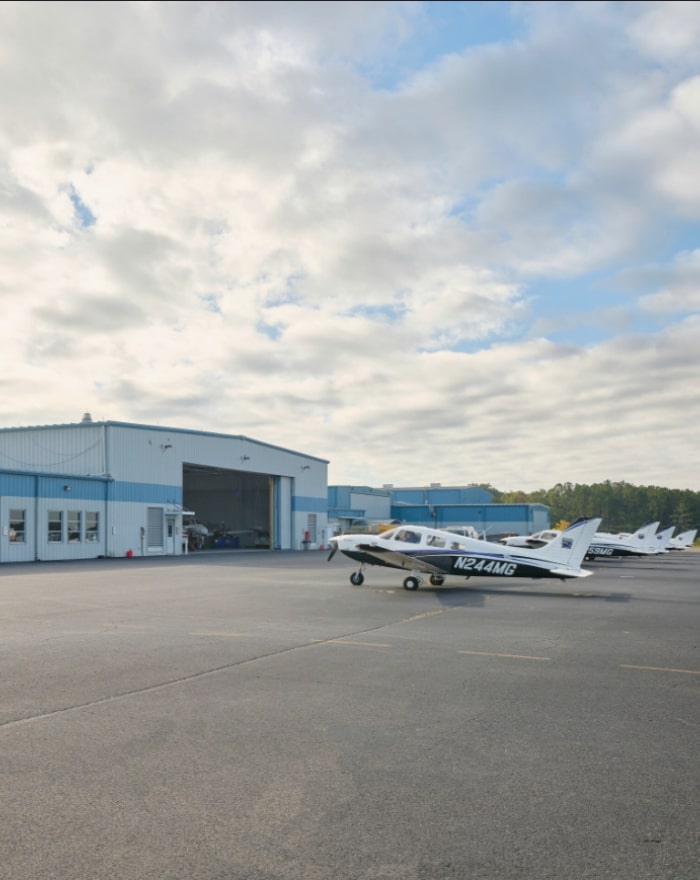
[10,509,25,543]
[86,512,99,542]
[68,510,82,542]
[48,510,63,543]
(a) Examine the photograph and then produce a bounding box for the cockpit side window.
[396,530,420,543]
[427,535,446,547]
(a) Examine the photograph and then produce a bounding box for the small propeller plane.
[327,517,602,590]
[668,528,697,550]
[651,525,676,554]
[584,521,660,559]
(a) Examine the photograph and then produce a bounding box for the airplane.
[327,516,602,590]
[650,525,675,554]
[668,528,697,550]
[499,528,561,549]
[584,521,660,559]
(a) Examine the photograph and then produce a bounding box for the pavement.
[1,549,699,880]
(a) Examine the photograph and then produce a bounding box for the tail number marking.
[453,557,517,576]
[589,546,614,556]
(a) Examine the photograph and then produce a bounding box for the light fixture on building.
[64,485,72,492]
[240,455,250,462]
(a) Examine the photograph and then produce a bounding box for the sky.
[1,0,700,493]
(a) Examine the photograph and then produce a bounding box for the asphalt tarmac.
[1,549,698,880]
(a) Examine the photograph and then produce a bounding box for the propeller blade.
[327,544,337,561]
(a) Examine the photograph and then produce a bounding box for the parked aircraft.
[585,521,660,559]
[651,526,676,554]
[499,529,561,549]
[327,517,602,590]
[668,528,697,550]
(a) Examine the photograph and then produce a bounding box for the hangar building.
[328,484,550,540]
[0,418,328,564]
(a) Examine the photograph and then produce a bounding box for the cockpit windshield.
[394,529,421,543]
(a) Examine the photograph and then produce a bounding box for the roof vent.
[81,412,93,422]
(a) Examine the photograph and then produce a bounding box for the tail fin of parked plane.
[625,521,660,553]
[531,517,601,573]
[653,526,675,553]
[671,528,697,549]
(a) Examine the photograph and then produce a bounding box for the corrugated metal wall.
[0,421,329,560]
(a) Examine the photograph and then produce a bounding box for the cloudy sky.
[1,1,699,492]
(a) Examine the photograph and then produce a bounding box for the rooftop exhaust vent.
[81,412,93,422]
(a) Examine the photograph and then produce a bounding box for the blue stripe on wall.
[292,496,328,513]
[0,472,182,505]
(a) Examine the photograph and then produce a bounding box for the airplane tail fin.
[532,516,601,571]
[653,526,675,552]
[673,528,697,548]
[625,521,660,553]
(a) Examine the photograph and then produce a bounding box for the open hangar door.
[182,463,272,549]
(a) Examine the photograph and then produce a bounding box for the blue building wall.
[328,484,550,539]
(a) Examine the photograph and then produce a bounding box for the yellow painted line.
[621,664,700,676]
[309,639,392,648]
[459,649,551,662]
[401,609,446,622]
[191,632,250,638]
[62,631,136,636]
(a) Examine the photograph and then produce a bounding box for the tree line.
[480,480,699,533]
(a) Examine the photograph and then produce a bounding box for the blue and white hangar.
[0,417,329,564]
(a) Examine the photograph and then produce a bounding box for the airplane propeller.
[327,543,337,561]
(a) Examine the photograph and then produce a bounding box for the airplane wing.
[353,543,444,574]
[549,566,593,579]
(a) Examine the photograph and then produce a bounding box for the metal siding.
[0,422,327,563]
[0,472,37,495]
[388,503,550,537]
[0,425,105,475]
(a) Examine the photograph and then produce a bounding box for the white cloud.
[0,1,699,492]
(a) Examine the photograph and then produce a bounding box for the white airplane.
[650,526,675,554]
[500,529,562,549]
[585,521,660,559]
[668,528,697,550]
[327,517,602,590]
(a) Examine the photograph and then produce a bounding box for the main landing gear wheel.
[429,574,445,586]
[403,576,421,591]
[350,571,364,586]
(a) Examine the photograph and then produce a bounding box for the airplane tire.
[350,571,364,586]
[429,575,445,586]
[403,576,420,591]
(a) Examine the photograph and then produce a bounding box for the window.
[48,510,63,543]
[427,535,446,548]
[9,509,25,543]
[68,510,82,542]
[396,529,420,544]
[86,511,99,543]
